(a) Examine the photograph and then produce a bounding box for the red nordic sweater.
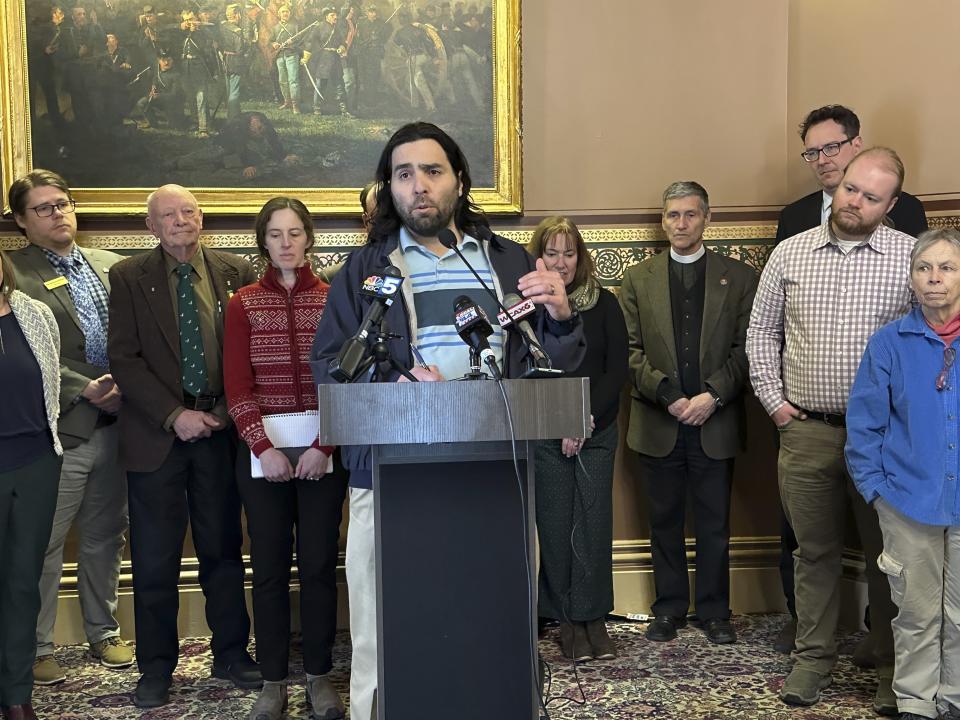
[224,264,334,458]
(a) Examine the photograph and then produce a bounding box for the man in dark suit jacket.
[107,184,260,709]
[775,104,927,245]
[620,181,758,646]
[7,169,132,685]
[772,105,927,657]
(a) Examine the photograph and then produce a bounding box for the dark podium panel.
[317,379,590,720]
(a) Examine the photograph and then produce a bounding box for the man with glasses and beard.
[770,105,928,665]
[310,122,585,720]
[775,105,927,245]
[747,148,915,715]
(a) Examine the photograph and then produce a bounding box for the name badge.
[44,276,69,290]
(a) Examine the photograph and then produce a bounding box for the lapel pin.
[720,278,728,285]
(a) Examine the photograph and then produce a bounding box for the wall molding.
[52,537,872,644]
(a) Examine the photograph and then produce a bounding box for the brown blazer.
[107,245,256,473]
[8,243,123,449]
[619,249,758,460]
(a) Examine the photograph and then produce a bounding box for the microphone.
[452,295,502,380]
[438,227,518,323]
[497,293,550,366]
[329,265,404,383]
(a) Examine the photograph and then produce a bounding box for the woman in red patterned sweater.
[224,197,348,720]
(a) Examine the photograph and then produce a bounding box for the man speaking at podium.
[311,122,586,720]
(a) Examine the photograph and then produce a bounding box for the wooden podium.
[317,378,590,720]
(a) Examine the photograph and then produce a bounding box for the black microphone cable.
[495,376,553,720]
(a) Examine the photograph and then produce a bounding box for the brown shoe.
[585,618,616,659]
[278,100,291,110]
[559,621,592,662]
[1,704,38,720]
[305,675,345,719]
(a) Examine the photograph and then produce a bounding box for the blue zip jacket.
[310,229,587,489]
[846,305,960,526]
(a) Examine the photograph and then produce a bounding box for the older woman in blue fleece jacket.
[846,227,960,720]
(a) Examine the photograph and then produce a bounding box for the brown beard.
[831,206,882,237]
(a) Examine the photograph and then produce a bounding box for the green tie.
[176,263,208,396]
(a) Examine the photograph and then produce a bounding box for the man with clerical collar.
[747,148,914,713]
[619,181,757,647]
[7,169,133,686]
[107,184,259,709]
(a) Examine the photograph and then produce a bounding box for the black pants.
[127,431,251,677]
[640,425,733,621]
[0,448,61,707]
[237,446,348,681]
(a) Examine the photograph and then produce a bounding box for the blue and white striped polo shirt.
[399,227,504,380]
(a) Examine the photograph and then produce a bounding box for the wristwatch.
[707,387,723,408]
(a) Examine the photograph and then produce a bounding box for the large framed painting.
[0,0,520,215]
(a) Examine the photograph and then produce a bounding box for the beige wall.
[786,0,960,200]
[522,0,790,213]
[523,0,960,214]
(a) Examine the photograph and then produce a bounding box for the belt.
[183,392,219,412]
[794,405,845,427]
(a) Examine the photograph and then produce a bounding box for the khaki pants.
[875,497,960,719]
[777,419,894,674]
[37,423,127,655]
[346,488,377,720]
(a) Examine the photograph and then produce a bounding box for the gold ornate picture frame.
[0,0,521,215]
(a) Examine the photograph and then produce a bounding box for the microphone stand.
[354,319,418,383]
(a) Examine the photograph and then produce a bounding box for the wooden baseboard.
[52,537,870,645]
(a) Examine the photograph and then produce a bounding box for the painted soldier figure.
[308,7,351,116]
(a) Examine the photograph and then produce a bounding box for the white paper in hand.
[251,411,333,478]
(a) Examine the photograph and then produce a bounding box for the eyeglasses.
[936,347,956,391]
[801,138,855,163]
[27,199,76,217]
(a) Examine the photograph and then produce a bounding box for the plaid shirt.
[42,245,110,327]
[746,221,915,415]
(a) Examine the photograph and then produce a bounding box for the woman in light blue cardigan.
[0,251,62,720]
[846,228,960,720]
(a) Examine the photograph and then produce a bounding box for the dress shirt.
[746,221,914,415]
[820,191,832,225]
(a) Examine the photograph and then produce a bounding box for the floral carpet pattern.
[33,614,880,719]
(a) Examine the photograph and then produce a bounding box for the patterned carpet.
[33,614,881,719]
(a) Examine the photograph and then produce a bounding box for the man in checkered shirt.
[747,147,915,713]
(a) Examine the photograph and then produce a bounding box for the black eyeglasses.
[937,347,956,391]
[801,138,855,163]
[27,199,76,217]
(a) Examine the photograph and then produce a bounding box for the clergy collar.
[669,245,706,264]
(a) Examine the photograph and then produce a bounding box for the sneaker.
[779,667,832,706]
[248,681,288,720]
[90,637,134,669]
[33,654,66,685]
[305,675,345,720]
[873,673,898,716]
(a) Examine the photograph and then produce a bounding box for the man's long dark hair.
[368,122,490,243]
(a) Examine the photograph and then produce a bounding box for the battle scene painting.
[1,0,520,213]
